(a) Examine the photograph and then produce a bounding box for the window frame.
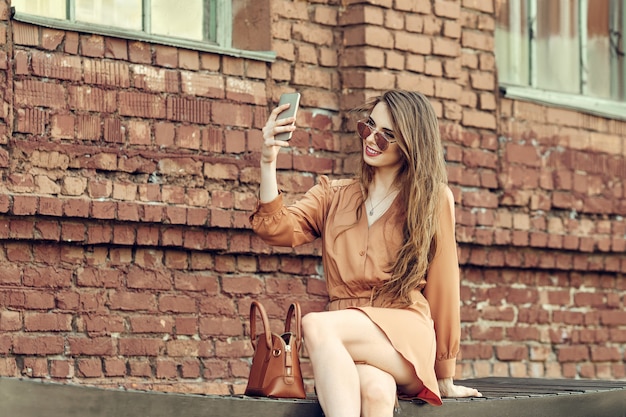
[497,0,626,121]
[11,0,276,63]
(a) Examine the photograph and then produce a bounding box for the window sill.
[500,84,626,122]
[13,12,276,63]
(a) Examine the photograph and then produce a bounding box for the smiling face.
[361,102,403,171]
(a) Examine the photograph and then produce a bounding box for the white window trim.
[501,83,626,122]
[500,0,626,121]
[12,10,276,63]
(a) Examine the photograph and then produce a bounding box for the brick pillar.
[0,0,12,164]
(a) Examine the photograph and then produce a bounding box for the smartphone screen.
[275,92,301,141]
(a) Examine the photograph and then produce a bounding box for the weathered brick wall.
[0,0,624,396]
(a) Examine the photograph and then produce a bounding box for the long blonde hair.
[352,90,448,306]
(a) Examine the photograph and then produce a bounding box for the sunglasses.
[356,120,397,151]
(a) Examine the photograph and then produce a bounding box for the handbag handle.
[284,302,302,351]
[249,300,272,351]
[249,301,302,351]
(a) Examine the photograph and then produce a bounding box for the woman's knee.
[360,371,396,407]
[301,312,326,351]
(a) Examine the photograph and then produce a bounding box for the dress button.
[359,250,365,256]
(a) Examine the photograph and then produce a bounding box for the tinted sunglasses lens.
[374,133,388,151]
[357,122,389,151]
[357,121,369,140]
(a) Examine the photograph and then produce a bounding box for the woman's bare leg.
[356,364,397,417]
[302,309,420,417]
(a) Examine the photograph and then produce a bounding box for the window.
[12,0,274,61]
[495,0,626,120]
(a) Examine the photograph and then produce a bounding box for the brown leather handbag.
[244,300,306,399]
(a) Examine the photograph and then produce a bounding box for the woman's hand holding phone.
[260,93,300,165]
[259,93,300,203]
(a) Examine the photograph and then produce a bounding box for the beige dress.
[249,176,461,406]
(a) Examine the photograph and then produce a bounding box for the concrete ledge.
[1,377,625,417]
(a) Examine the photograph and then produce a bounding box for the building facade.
[0,0,624,395]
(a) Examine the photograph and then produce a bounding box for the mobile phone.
[275,92,301,141]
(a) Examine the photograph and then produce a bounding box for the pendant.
[369,208,374,215]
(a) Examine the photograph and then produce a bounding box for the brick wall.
[0,0,624,395]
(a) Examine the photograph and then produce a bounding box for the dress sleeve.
[249,175,331,247]
[422,185,461,379]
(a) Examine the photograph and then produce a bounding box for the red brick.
[82,314,126,335]
[182,230,207,250]
[69,85,117,112]
[13,335,64,354]
[86,224,112,244]
[462,109,496,129]
[159,294,197,313]
[77,268,122,288]
[433,37,460,57]
[91,200,116,219]
[112,224,136,245]
[119,91,166,118]
[154,122,176,148]
[15,80,66,108]
[127,267,172,290]
[181,360,201,378]
[142,205,164,222]
[600,310,626,326]
[129,360,153,377]
[129,315,175,333]
[557,346,589,362]
[469,325,504,341]
[76,358,103,378]
[24,312,72,331]
[162,228,184,246]
[80,34,105,57]
[12,195,38,215]
[63,199,90,217]
[221,275,264,295]
[35,220,61,240]
[136,225,160,245]
[50,360,72,378]
[156,359,178,379]
[173,272,218,293]
[23,266,72,288]
[83,59,130,88]
[22,358,49,377]
[175,317,199,335]
[162,250,186,270]
[9,219,35,239]
[461,30,494,51]
[104,358,126,377]
[61,223,86,242]
[0,195,10,213]
[212,102,253,127]
[167,96,211,124]
[21,291,55,310]
[186,208,209,226]
[119,337,162,356]
[0,311,21,331]
[68,337,114,355]
[199,317,244,337]
[165,206,187,225]
[128,41,151,63]
[496,345,528,361]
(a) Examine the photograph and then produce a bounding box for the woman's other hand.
[261,103,295,165]
[437,377,482,398]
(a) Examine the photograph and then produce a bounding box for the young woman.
[250,90,481,417]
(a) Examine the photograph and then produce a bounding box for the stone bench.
[1,377,625,417]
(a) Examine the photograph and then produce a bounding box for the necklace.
[367,188,397,216]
